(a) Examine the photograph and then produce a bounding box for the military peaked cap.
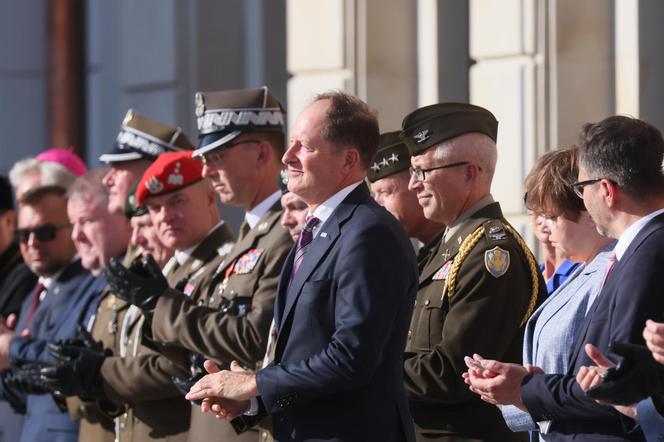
[99,110,194,164]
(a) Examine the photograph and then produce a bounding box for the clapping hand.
[104,255,167,323]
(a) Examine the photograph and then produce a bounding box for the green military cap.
[99,110,194,164]
[193,86,286,157]
[400,103,498,156]
[367,131,412,183]
[124,180,147,219]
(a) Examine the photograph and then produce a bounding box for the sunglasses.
[16,223,71,244]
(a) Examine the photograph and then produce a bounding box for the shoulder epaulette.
[445,221,540,326]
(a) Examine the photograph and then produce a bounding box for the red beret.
[136,151,203,205]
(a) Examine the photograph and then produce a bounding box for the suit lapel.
[275,184,368,353]
[568,214,664,368]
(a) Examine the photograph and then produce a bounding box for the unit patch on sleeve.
[484,246,510,278]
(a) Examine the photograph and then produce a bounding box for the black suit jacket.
[254,183,418,442]
[520,214,664,441]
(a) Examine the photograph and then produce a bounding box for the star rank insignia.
[389,153,399,163]
[370,162,381,172]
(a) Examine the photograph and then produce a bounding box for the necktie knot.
[303,215,320,233]
[291,216,320,278]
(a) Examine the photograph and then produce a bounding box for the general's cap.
[193,86,285,157]
[135,151,203,205]
[99,110,194,164]
[400,103,498,156]
[367,131,412,182]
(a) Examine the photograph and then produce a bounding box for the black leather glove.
[587,341,664,405]
[172,373,205,405]
[56,325,104,354]
[39,341,107,400]
[104,255,168,323]
[4,360,53,395]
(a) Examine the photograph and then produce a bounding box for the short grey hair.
[9,157,77,190]
[67,168,110,211]
[433,132,497,185]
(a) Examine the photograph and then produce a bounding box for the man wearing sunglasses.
[400,103,544,441]
[0,184,90,442]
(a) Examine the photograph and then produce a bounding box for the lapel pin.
[320,232,328,238]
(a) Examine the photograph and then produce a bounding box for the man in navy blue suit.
[186,91,419,442]
[464,115,664,441]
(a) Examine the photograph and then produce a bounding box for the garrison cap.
[367,131,412,182]
[124,180,147,219]
[99,110,194,164]
[135,151,203,205]
[400,103,498,156]
[193,86,286,157]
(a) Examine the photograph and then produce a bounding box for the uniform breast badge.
[484,246,510,278]
[234,249,264,274]
[432,260,453,280]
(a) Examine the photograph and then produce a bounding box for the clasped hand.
[185,360,258,420]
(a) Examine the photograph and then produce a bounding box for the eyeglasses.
[409,161,470,182]
[570,178,612,198]
[201,140,261,166]
[16,223,71,244]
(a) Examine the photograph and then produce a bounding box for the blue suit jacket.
[0,260,102,442]
[255,183,418,442]
[520,215,664,441]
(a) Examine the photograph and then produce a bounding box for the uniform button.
[407,330,412,338]
[197,300,204,306]
[261,431,268,440]
[209,297,215,304]
[424,300,430,306]
[414,300,417,306]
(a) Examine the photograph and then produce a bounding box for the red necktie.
[25,282,45,325]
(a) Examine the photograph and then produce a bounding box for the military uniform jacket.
[103,222,235,442]
[151,201,292,369]
[73,249,136,442]
[150,202,291,442]
[404,202,544,441]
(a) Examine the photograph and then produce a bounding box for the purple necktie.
[291,215,320,277]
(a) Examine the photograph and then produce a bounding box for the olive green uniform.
[150,201,292,442]
[102,223,235,442]
[404,201,544,442]
[71,250,136,442]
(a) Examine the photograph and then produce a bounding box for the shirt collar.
[174,220,226,266]
[614,207,664,260]
[245,191,282,229]
[444,194,495,242]
[39,268,65,289]
[309,181,364,236]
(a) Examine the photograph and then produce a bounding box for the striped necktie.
[291,215,320,277]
